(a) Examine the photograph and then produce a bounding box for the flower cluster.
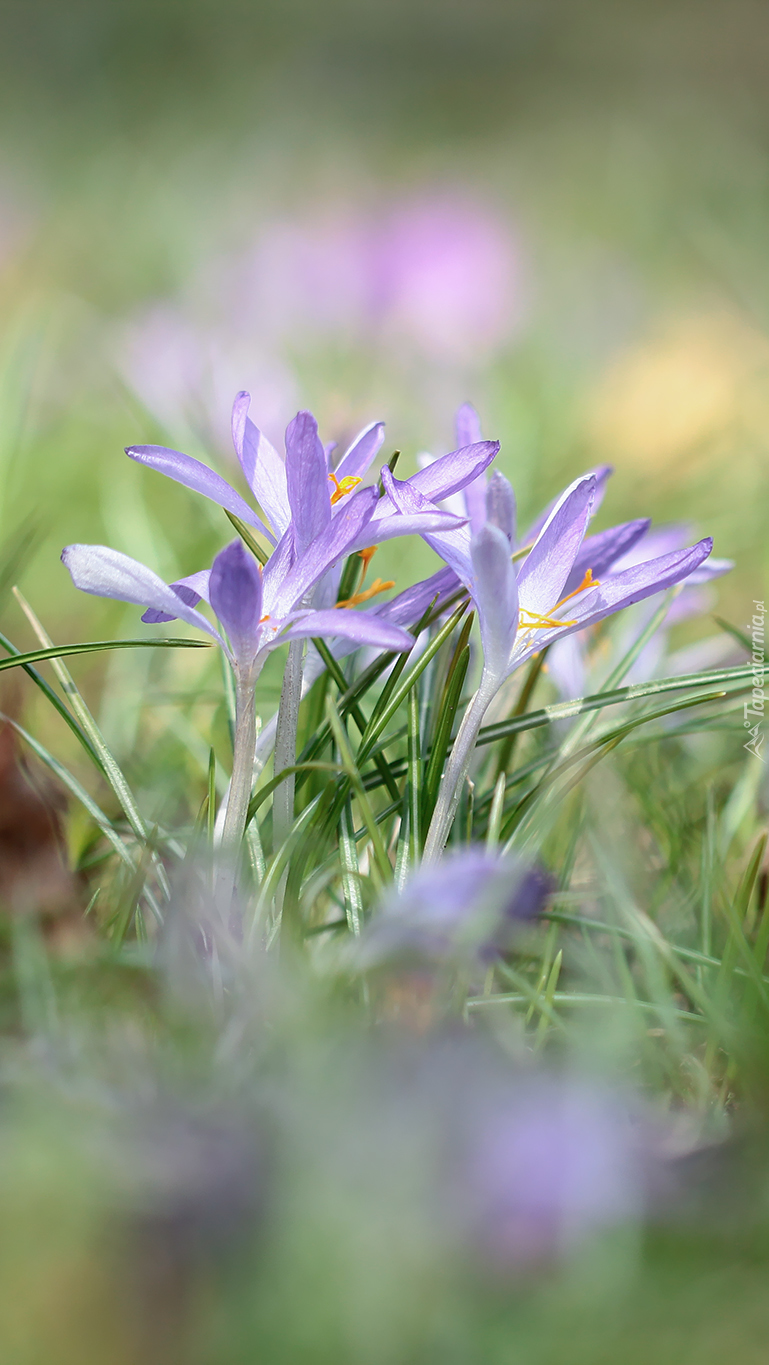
[62,391,720,864]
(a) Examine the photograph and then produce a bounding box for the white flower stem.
[423,673,500,864]
[273,638,305,850]
[220,669,257,857]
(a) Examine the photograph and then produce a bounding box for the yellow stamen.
[328,472,363,505]
[517,568,599,634]
[357,545,377,572]
[336,577,395,609]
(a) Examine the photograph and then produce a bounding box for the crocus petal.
[231,391,290,539]
[561,518,651,596]
[141,569,211,624]
[372,566,461,626]
[686,556,733,585]
[455,402,483,448]
[264,486,379,619]
[208,540,264,668]
[454,404,489,532]
[406,440,500,503]
[278,608,413,653]
[126,443,272,540]
[284,410,332,555]
[61,545,222,644]
[509,538,714,674]
[517,476,595,619]
[471,524,519,680]
[379,467,473,585]
[334,420,386,482]
[348,507,468,559]
[485,471,516,547]
[525,464,613,544]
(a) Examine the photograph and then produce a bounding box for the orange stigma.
[357,545,378,572]
[328,472,363,505]
[554,568,599,610]
[336,577,395,610]
[259,613,271,624]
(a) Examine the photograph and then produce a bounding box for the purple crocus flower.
[391,444,717,858]
[549,523,734,701]
[355,849,550,969]
[463,1076,644,1266]
[61,497,418,851]
[125,392,497,560]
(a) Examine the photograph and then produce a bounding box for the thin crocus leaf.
[334,420,386,482]
[285,410,332,555]
[209,540,264,669]
[125,443,272,539]
[476,661,755,746]
[61,545,224,645]
[0,637,210,676]
[471,524,519,681]
[231,390,291,538]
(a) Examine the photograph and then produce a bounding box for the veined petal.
[61,545,222,644]
[278,608,413,653]
[509,538,714,674]
[454,405,488,532]
[209,540,264,668]
[379,467,472,585]
[686,556,733,585]
[562,518,651,596]
[285,410,332,554]
[334,420,386,482]
[454,402,482,449]
[265,485,379,619]
[372,566,461,626]
[485,471,516,547]
[125,443,272,540]
[141,568,211,624]
[471,524,519,680]
[231,391,290,539]
[406,440,499,503]
[517,476,595,619]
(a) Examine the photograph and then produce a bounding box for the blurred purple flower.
[356,849,551,968]
[464,1077,645,1266]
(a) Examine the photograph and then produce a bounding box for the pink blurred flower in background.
[116,189,523,442]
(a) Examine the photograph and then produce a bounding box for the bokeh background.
[0,7,768,1361]
[1,0,767,621]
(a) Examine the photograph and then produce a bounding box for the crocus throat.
[518,568,599,634]
[328,472,363,505]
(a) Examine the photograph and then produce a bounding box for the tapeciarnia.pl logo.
[744,599,766,762]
